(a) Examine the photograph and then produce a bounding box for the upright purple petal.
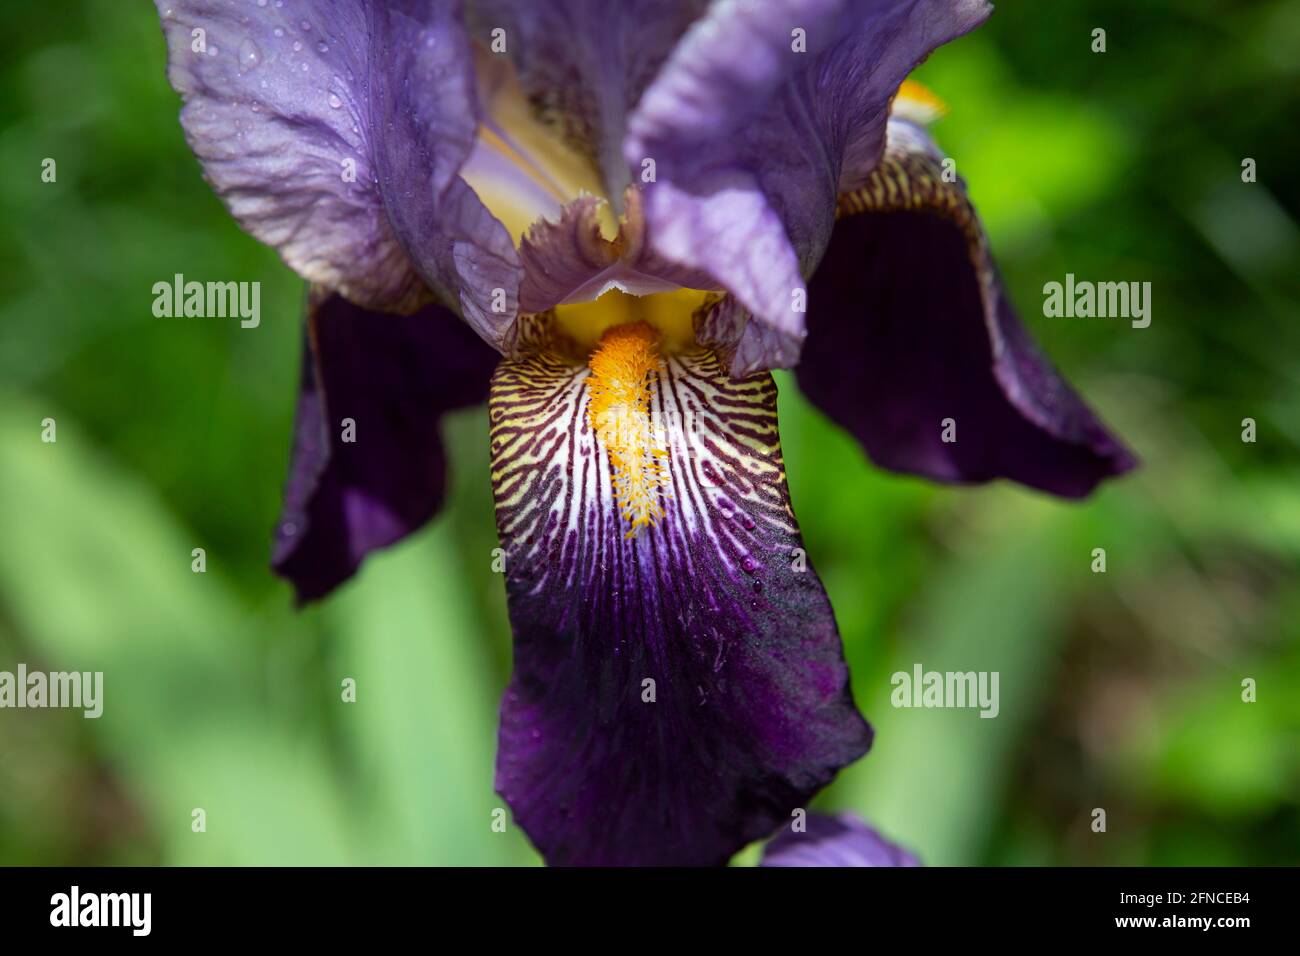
[490,318,871,865]
[762,812,920,867]
[467,0,705,201]
[273,290,498,603]
[796,117,1136,497]
[154,0,520,344]
[369,1,522,346]
[628,0,986,156]
[625,0,992,374]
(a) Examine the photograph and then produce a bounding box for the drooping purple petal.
[154,0,521,344]
[625,0,992,374]
[761,812,920,867]
[489,321,871,865]
[273,290,498,603]
[796,118,1136,497]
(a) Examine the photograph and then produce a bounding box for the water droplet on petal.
[740,555,759,575]
[208,45,219,57]
[273,27,284,37]
[292,40,302,52]
[300,19,312,31]
[317,41,329,53]
[256,0,267,7]
[327,93,342,109]
[237,37,262,74]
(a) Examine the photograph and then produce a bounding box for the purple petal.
[467,1,705,200]
[625,0,991,373]
[796,118,1136,497]
[489,322,871,865]
[517,192,719,315]
[637,172,813,375]
[273,290,498,603]
[154,0,520,341]
[369,2,522,346]
[761,812,921,867]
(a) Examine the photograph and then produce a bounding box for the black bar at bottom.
[0,865,1282,941]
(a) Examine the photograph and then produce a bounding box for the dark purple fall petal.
[761,811,920,867]
[154,0,521,344]
[797,118,1136,497]
[489,327,872,865]
[273,291,498,603]
[625,0,992,374]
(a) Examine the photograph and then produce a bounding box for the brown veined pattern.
[488,328,801,603]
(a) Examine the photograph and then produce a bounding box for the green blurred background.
[1,0,1297,866]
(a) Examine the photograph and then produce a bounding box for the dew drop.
[236,37,262,74]
[292,40,302,51]
[327,93,342,109]
[208,45,219,56]
[317,41,329,53]
[256,0,268,7]
[273,27,284,37]
[740,555,759,575]
[300,19,312,31]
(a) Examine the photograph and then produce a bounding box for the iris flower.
[154,0,1134,866]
